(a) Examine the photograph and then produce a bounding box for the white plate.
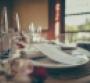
[22,43,89,68]
[30,57,89,68]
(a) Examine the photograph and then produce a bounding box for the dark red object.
[33,67,47,79]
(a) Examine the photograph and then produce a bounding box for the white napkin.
[34,43,85,65]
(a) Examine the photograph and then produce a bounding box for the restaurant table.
[44,61,90,83]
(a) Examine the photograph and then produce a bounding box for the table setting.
[0,6,90,83]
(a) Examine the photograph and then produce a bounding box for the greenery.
[78,19,90,31]
[66,19,90,32]
[65,19,90,43]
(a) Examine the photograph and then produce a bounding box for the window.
[65,0,90,43]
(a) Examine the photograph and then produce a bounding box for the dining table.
[0,32,90,83]
[45,61,90,83]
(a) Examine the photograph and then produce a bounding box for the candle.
[37,26,42,40]
[55,3,60,41]
[4,7,8,33]
[37,26,42,33]
[31,22,35,33]
[16,13,21,32]
[29,23,35,37]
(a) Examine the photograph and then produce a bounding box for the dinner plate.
[30,57,89,68]
[1,51,89,69]
[22,49,89,68]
